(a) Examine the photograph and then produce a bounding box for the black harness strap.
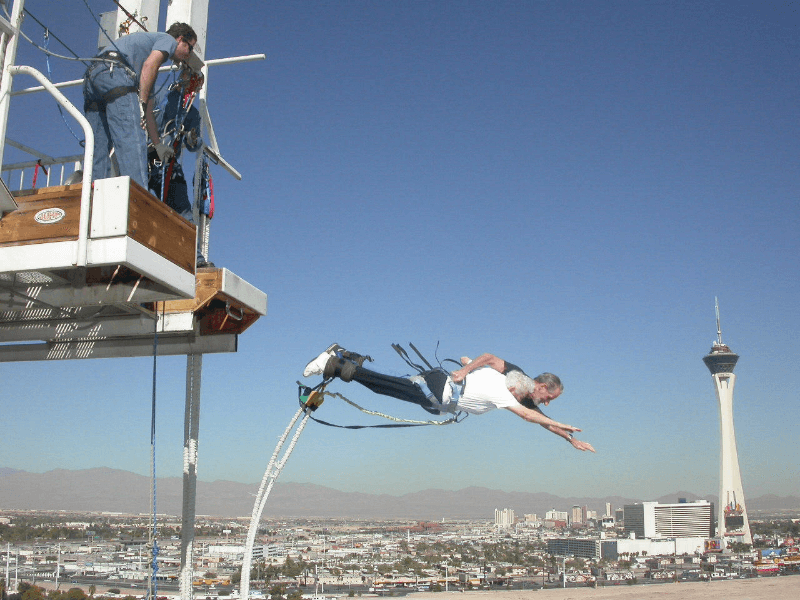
[392,343,426,374]
[84,85,139,112]
[409,341,435,370]
[393,341,462,373]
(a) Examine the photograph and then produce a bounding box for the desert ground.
[415,576,797,600]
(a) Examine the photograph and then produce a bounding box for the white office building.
[495,508,515,528]
[624,501,714,539]
[546,509,569,521]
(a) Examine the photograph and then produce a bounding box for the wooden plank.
[156,269,222,313]
[127,181,196,273]
[197,294,260,335]
[156,269,262,335]
[0,194,82,245]
[12,184,82,202]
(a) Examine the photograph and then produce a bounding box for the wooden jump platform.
[0,177,267,361]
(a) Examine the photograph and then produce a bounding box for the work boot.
[303,343,344,377]
[339,348,373,366]
[323,357,357,382]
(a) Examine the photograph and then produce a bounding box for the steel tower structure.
[1,3,266,600]
[702,300,751,546]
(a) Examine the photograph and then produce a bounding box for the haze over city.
[1,0,798,503]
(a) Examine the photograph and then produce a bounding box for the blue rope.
[43,30,84,147]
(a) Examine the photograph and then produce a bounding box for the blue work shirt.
[100,32,177,79]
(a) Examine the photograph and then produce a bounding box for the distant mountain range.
[1,467,797,519]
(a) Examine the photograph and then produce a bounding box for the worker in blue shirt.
[83,23,196,188]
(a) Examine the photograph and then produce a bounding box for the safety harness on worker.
[160,72,203,201]
[83,51,139,112]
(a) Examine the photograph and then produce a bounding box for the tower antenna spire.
[715,297,723,346]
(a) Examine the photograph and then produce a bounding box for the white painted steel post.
[113,0,160,37]
[165,0,209,61]
[0,0,25,170]
[180,353,203,600]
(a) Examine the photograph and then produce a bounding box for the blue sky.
[2,0,798,502]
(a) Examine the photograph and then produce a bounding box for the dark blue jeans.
[83,63,148,188]
[350,366,448,414]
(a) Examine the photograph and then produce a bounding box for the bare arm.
[139,49,168,145]
[451,353,506,383]
[505,403,579,430]
[507,405,596,453]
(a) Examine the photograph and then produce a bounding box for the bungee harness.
[297,343,468,429]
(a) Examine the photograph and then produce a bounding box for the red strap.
[208,171,215,219]
[32,160,48,189]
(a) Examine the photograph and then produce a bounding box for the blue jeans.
[83,63,148,188]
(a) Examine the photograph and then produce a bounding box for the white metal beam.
[0,311,196,343]
[0,332,237,361]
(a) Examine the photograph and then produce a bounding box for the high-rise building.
[571,505,583,525]
[523,513,539,524]
[547,538,601,559]
[546,509,569,521]
[495,508,515,528]
[702,300,752,546]
[623,501,713,539]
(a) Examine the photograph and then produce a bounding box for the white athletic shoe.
[303,343,342,377]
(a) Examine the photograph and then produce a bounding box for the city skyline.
[1,466,797,520]
[1,1,798,501]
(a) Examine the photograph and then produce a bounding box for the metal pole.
[0,0,25,170]
[180,353,203,600]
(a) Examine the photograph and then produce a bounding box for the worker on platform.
[83,23,197,189]
[147,70,211,267]
[303,344,596,452]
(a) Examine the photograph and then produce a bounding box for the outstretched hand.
[570,438,596,453]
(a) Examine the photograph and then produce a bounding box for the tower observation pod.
[702,299,752,547]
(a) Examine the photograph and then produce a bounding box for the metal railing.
[2,149,84,190]
[3,65,94,267]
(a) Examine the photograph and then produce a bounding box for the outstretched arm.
[541,422,596,452]
[451,353,506,382]
[505,403,579,430]
[506,405,596,453]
